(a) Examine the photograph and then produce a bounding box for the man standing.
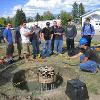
[79,38,99,73]
[15,25,22,60]
[31,25,41,59]
[3,23,14,63]
[20,22,32,62]
[65,18,77,51]
[54,21,64,55]
[51,21,57,54]
[81,17,95,46]
[41,22,53,58]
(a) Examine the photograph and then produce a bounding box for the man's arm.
[15,29,18,43]
[51,34,53,40]
[54,32,60,35]
[41,33,45,41]
[81,26,84,37]
[73,25,77,38]
[23,31,32,37]
[91,25,95,38]
[3,29,8,44]
[22,28,33,37]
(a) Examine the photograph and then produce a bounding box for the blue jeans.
[32,40,39,56]
[41,40,51,58]
[54,40,63,54]
[80,55,99,73]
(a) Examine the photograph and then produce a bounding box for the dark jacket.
[65,25,77,39]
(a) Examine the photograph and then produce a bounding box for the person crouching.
[79,38,99,73]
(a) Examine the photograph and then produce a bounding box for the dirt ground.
[0,38,100,100]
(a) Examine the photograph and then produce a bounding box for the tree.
[27,17,33,22]
[72,2,79,23]
[14,9,26,27]
[42,11,55,20]
[79,3,85,23]
[79,3,85,16]
[60,11,72,27]
[35,13,41,22]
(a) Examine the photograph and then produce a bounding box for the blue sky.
[0,0,27,17]
[0,0,100,17]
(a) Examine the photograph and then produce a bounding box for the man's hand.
[81,57,88,63]
[91,35,94,38]
[4,37,8,44]
[81,34,83,37]
[54,33,61,35]
[70,37,73,39]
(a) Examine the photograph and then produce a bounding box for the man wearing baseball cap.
[41,22,53,58]
[79,38,99,73]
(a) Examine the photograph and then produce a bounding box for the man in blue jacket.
[3,23,14,63]
[81,18,95,46]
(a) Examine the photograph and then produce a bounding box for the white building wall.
[26,19,60,28]
[82,16,100,30]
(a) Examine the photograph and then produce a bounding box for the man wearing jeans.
[79,38,100,73]
[54,21,64,55]
[51,21,58,54]
[30,25,41,59]
[41,22,53,58]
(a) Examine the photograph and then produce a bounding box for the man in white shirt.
[20,22,32,62]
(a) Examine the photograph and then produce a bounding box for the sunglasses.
[8,24,11,26]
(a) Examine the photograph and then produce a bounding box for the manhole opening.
[12,68,63,92]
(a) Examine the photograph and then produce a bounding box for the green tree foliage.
[79,3,85,23]
[72,2,79,23]
[79,3,85,16]
[40,15,44,21]
[42,11,55,20]
[14,9,26,27]
[0,17,6,26]
[60,11,72,27]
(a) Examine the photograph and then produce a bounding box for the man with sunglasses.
[3,23,14,63]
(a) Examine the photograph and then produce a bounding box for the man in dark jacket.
[65,18,77,51]
[15,25,22,60]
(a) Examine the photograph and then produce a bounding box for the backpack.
[83,23,93,33]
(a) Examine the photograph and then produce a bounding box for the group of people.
[2,17,100,73]
[15,19,77,61]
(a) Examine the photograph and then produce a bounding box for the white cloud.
[2,0,100,17]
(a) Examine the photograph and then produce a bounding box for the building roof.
[81,8,100,18]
